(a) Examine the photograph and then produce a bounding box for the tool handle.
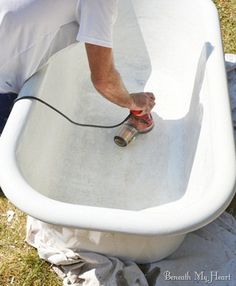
[130,110,153,121]
[130,110,143,116]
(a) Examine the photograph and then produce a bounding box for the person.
[0,0,155,134]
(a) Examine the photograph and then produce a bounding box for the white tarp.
[226,54,236,139]
[26,212,236,286]
[26,55,236,286]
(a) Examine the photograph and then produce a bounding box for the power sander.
[114,110,154,147]
[14,96,154,147]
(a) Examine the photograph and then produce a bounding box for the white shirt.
[77,0,118,48]
[0,0,118,93]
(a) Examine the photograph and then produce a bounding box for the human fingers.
[130,92,155,113]
[139,100,155,115]
[145,92,156,101]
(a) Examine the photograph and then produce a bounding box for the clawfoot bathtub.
[0,0,235,262]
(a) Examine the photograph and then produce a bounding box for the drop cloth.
[226,54,236,140]
[26,212,236,286]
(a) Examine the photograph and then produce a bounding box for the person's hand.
[129,92,156,115]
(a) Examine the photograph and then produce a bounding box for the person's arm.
[85,43,155,114]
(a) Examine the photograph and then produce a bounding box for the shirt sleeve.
[76,0,118,48]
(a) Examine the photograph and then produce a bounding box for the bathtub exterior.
[0,0,235,262]
[27,217,186,263]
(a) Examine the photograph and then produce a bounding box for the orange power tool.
[114,110,154,147]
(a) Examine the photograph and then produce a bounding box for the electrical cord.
[14,96,131,129]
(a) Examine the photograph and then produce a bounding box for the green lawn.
[213,0,236,53]
[0,194,62,286]
[1,1,236,285]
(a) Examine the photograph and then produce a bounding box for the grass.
[0,194,62,286]
[0,1,236,285]
[213,0,236,53]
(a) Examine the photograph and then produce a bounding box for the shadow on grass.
[226,192,236,218]
[0,187,6,198]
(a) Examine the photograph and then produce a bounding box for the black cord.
[14,96,131,129]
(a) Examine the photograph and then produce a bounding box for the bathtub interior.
[15,0,215,210]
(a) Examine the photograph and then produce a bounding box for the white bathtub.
[0,0,235,263]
